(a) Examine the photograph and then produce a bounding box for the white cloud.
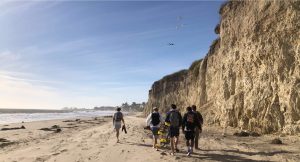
[0,71,126,109]
[0,1,61,17]
[0,73,61,109]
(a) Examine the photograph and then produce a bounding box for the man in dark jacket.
[192,105,203,149]
[182,106,200,156]
[165,104,182,155]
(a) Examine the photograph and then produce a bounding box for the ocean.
[0,109,117,124]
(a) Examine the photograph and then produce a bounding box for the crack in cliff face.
[145,0,300,134]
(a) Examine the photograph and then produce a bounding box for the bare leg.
[170,137,175,154]
[116,129,120,142]
[175,136,179,150]
[186,139,191,156]
[191,138,194,152]
[186,140,190,150]
[153,136,158,148]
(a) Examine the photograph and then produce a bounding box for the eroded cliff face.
[145,0,300,134]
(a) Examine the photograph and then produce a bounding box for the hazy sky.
[0,1,222,109]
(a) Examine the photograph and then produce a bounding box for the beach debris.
[40,128,53,131]
[40,125,62,133]
[0,138,16,148]
[62,120,74,122]
[160,152,167,156]
[55,128,62,133]
[0,142,15,148]
[51,125,60,129]
[234,131,250,137]
[270,138,283,144]
[75,119,80,121]
[249,132,261,137]
[214,137,221,141]
[1,126,26,131]
[234,130,260,137]
[0,138,9,142]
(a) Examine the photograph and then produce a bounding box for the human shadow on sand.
[189,152,271,162]
[200,149,291,156]
[175,149,291,162]
[125,141,153,148]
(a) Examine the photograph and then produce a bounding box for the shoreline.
[0,110,132,125]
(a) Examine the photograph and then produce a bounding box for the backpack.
[115,112,123,122]
[169,111,180,127]
[187,112,195,123]
[151,113,160,126]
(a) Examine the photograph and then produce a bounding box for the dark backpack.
[115,112,123,122]
[151,113,160,126]
[169,111,180,127]
[187,112,195,123]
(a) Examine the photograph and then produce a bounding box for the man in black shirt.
[182,106,200,156]
[192,105,203,149]
[165,104,182,155]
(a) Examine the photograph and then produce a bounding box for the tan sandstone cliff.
[145,0,300,134]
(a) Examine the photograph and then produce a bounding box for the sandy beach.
[1,113,300,162]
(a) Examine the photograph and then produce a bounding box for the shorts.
[169,126,180,137]
[151,126,159,136]
[185,131,195,140]
[114,121,122,130]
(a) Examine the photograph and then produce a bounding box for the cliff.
[145,0,300,134]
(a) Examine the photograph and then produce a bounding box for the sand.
[0,113,300,162]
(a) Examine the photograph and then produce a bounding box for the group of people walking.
[112,104,203,156]
[146,104,203,156]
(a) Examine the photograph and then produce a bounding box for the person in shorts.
[192,105,203,149]
[165,104,182,155]
[182,106,200,156]
[113,107,125,143]
[146,107,163,150]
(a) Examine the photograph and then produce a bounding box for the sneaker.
[187,152,191,156]
[175,148,180,152]
[170,152,175,156]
